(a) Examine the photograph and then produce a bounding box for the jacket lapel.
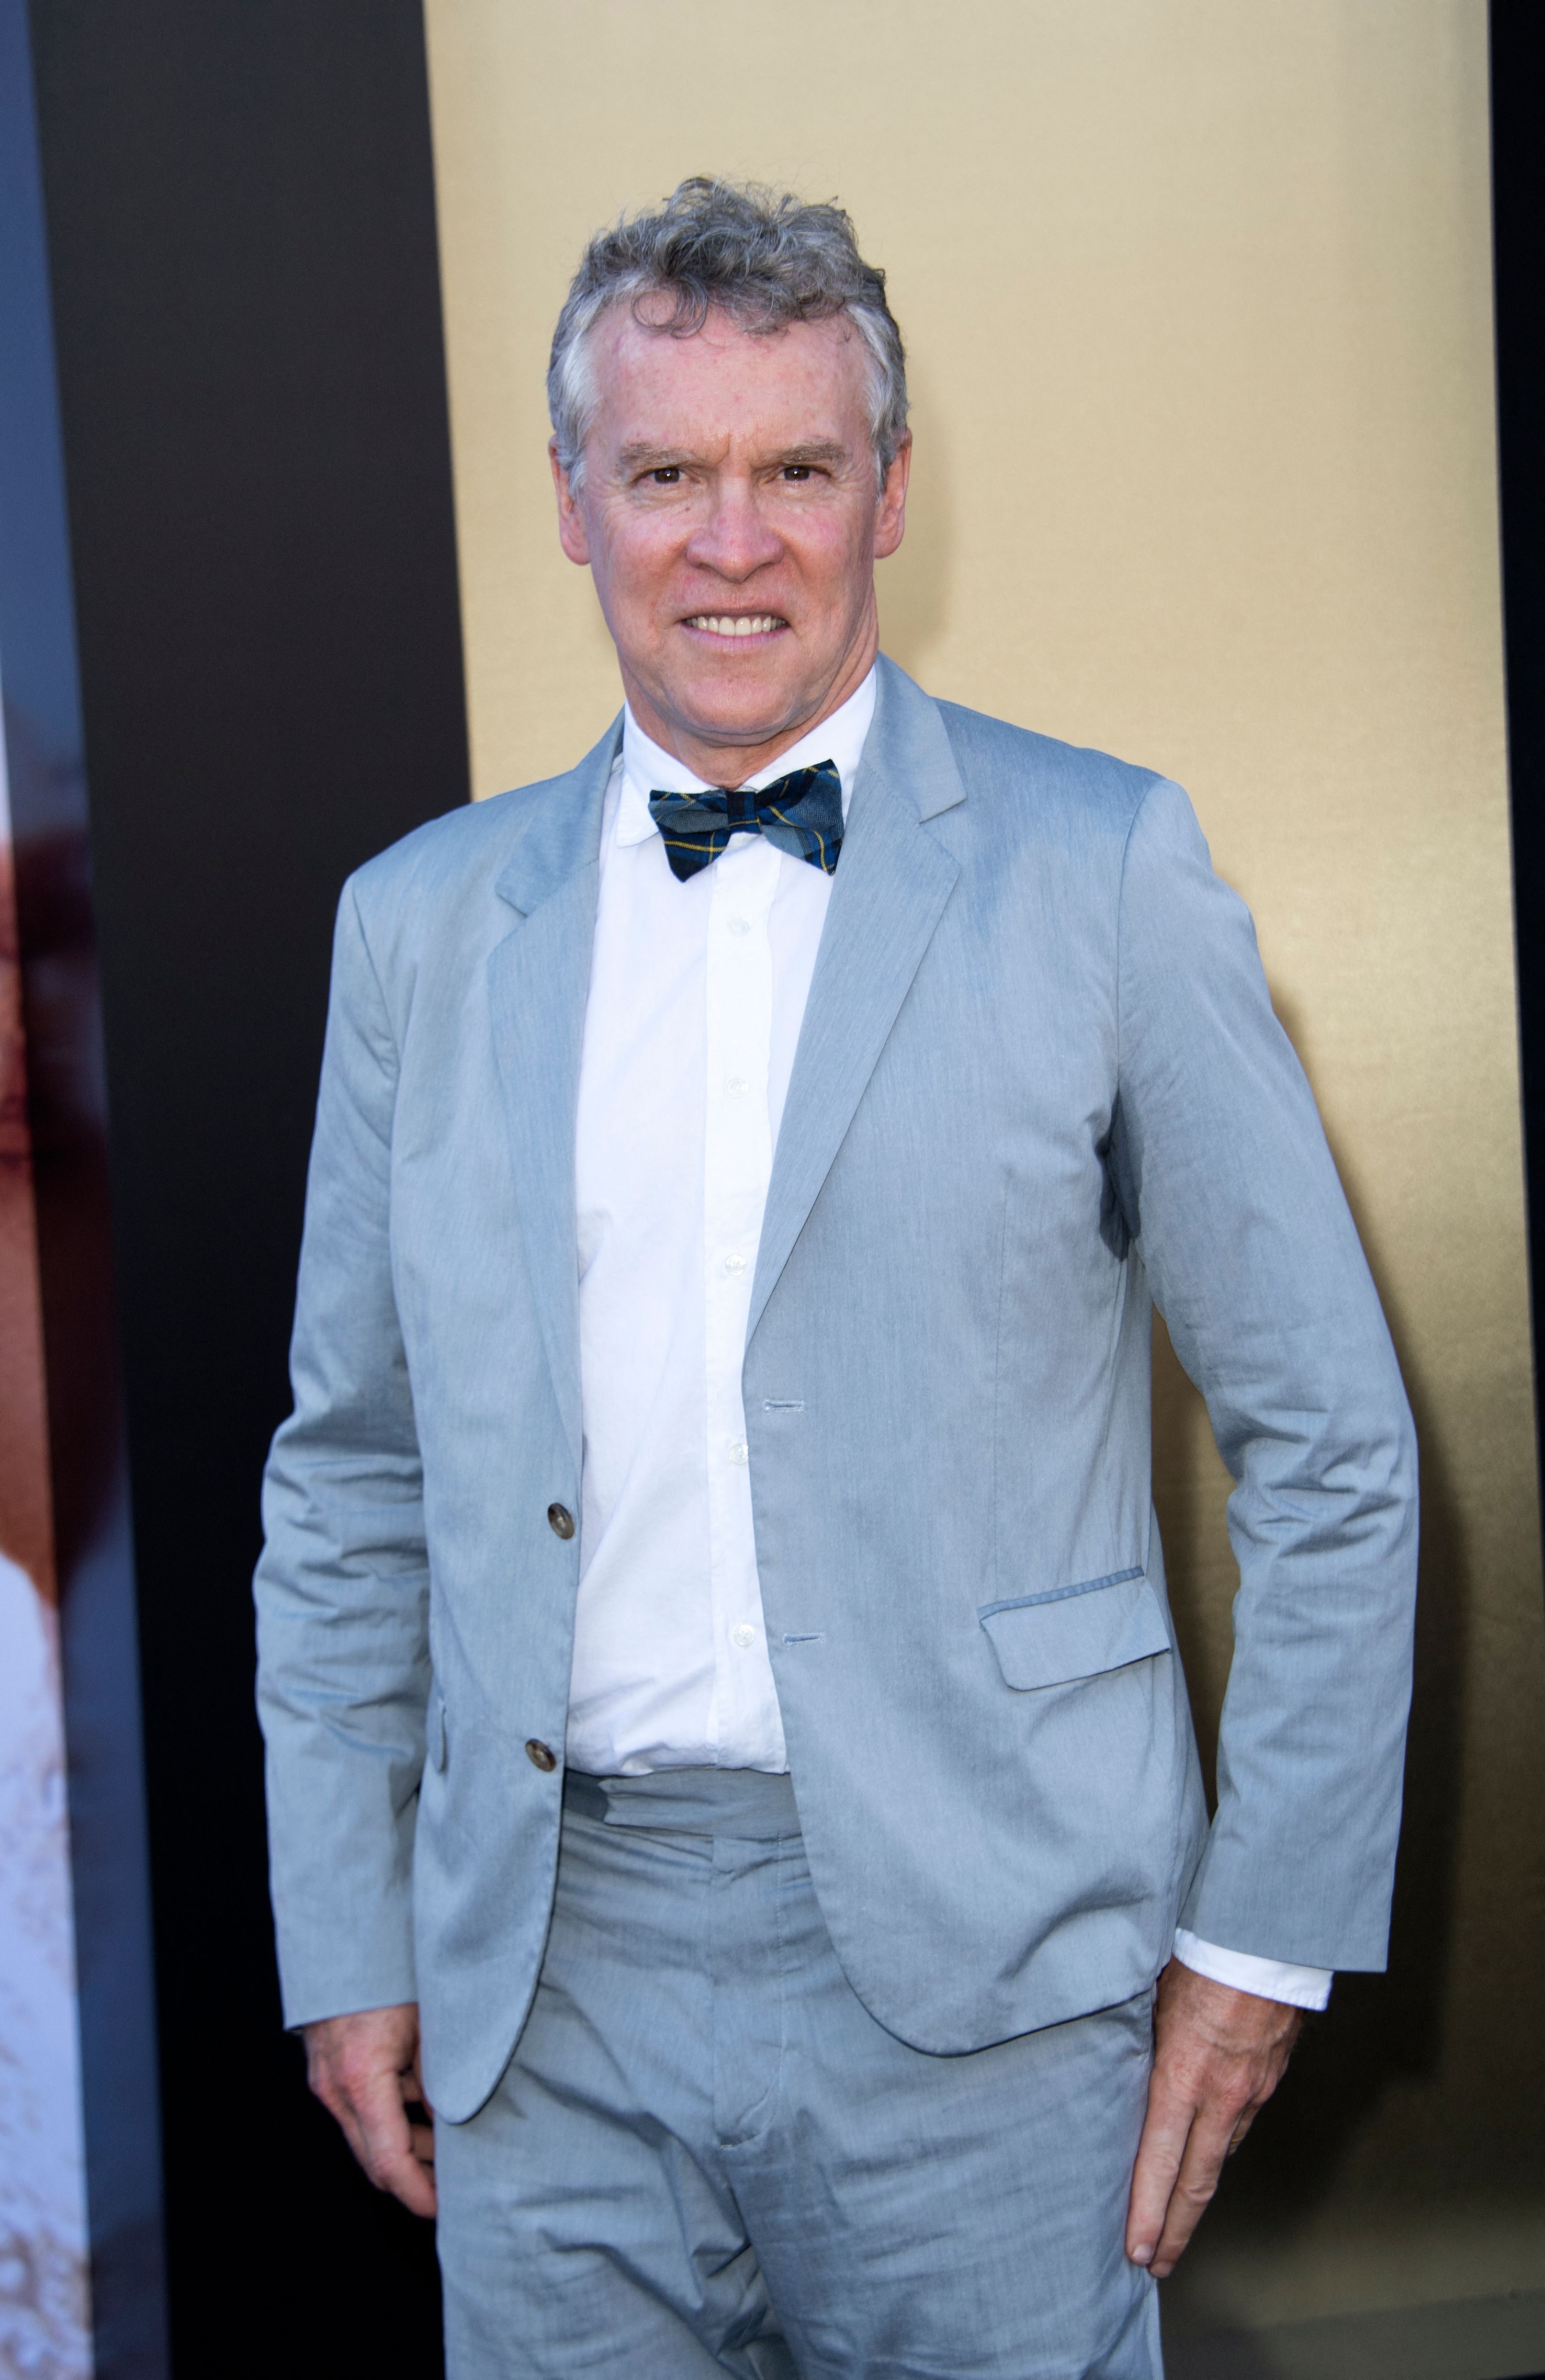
[747,658,965,1347]
[487,719,621,1477]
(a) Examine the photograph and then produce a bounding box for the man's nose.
[683,480,783,580]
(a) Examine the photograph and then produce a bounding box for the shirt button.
[727,1440,749,1465]
[547,1502,575,1540]
[525,1739,558,1773]
[727,917,751,936]
[730,1623,757,1650]
[726,1077,749,1097]
[724,1253,747,1275]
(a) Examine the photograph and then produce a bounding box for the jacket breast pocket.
[978,1568,1171,1690]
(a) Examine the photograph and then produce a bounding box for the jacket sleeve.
[254,877,428,2026]
[1111,776,1418,1971]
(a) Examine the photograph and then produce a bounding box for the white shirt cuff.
[1172,1928,1332,2012]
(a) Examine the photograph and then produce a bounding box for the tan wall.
[423,0,1545,2342]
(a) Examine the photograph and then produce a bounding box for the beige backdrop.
[423,0,1545,2361]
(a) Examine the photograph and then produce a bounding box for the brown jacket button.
[525,1739,558,1773]
[547,1502,575,1540]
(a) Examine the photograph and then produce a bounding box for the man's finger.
[356,2061,434,2198]
[1124,2077,1198,2266]
[352,2079,437,2217]
[1148,2104,1243,2278]
[366,2137,438,2219]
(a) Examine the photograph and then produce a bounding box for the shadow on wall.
[875,365,952,685]
[1156,983,1467,2224]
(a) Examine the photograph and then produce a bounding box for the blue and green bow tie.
[647,760,843,884]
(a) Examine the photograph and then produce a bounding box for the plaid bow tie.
[647,759,843,884]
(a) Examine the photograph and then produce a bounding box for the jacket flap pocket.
[978,1569,1170,1690]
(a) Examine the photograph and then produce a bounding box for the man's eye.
[650,467,681,485]
[782,464,814,481]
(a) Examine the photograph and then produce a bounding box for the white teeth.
[687,615,782,637]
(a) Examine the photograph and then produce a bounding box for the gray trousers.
[435,1768,1163,2379]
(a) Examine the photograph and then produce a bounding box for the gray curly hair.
[548,177,908,498]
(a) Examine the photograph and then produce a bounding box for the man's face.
[550,303,909,780]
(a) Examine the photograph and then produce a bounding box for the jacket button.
[525,1738,558,1773]
[547,1502,575,1540]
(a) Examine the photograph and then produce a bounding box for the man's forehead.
[590,304,868,423]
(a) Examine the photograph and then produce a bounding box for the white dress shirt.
[564,663,1330,2012]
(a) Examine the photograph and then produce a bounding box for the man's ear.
[550,438,591,565]
[873,432,911,562]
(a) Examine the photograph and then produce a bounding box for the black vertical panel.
[28,4,467,2368]
[1494,0,1545,1522]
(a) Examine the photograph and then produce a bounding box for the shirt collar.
[616,666,877,849]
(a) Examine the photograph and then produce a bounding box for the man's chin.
[646,664,830,757]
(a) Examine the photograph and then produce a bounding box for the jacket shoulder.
[933,698,1164,844]
[344,774,556,920]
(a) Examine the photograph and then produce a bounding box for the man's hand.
[1126,1958,1302,2279]
[303,2002,437,2219]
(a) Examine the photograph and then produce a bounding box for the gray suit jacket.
[255,655,1417,2124]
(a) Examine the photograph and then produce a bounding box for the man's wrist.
[1172,1928,1332,2012]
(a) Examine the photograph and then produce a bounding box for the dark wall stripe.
[1493,0,1545,1529]
[27,2,467,2367]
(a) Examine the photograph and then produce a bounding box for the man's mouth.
[682,614,787,640]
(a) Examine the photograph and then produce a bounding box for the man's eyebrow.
[616,443,700,472]
[614,438,855,474]
[765,440,851,469]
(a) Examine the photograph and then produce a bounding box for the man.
[256,179,1417,2378]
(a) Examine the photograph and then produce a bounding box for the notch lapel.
[747,660,965,1347]
[486,720,621,1479]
